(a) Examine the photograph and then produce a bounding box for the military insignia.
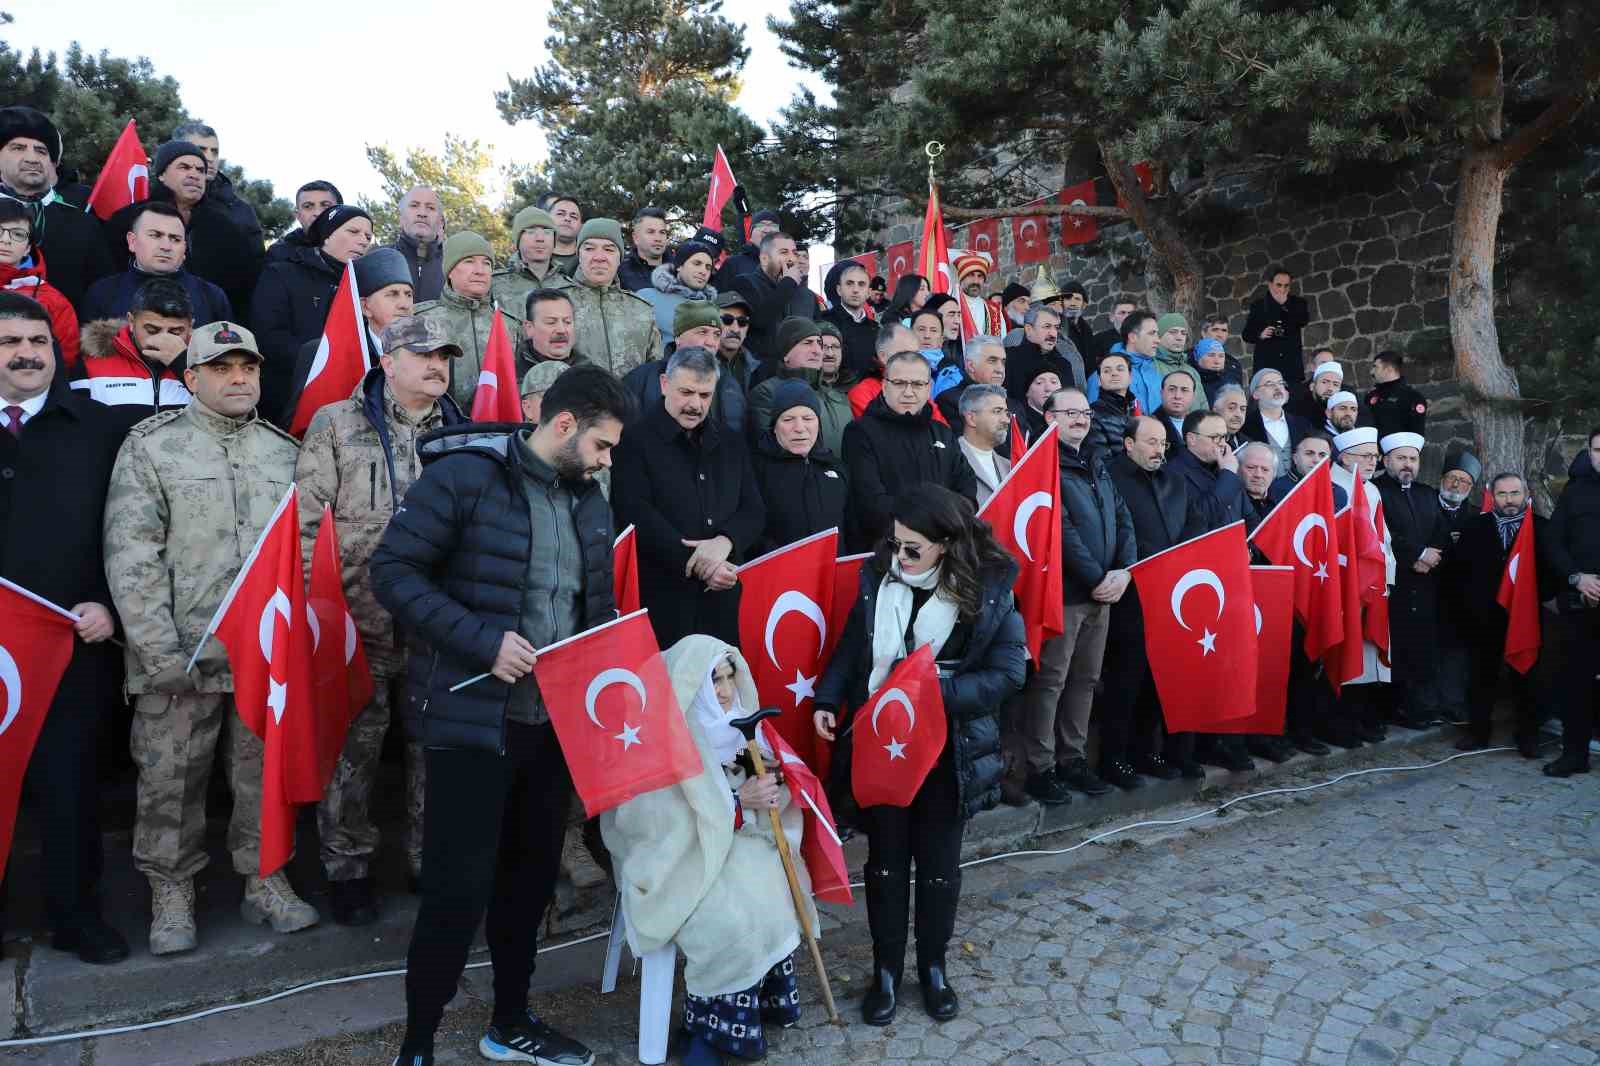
[213,325,244,344]
[1415,403,1426,414]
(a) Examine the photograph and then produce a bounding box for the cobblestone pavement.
[229,741,1599,1066]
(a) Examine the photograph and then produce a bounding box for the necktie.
[3,405,22,437]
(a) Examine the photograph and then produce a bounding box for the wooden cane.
[731,710,841,1024]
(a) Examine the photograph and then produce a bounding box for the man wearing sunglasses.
[841,345,976,551]
[714,290,760,390]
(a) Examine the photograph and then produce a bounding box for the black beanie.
[153,140,206,177]
[309,204,374,246]
[0,106,62,163]
[1000,281,1029,305]
[769,378,823,422]
[774,315,822,359]
[673,240,718,269]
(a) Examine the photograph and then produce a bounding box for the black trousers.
[859,757,962,975]
[404,722,571,1043]
[1096,610,1161,767]
[0,694,105,934]
[1557,607,1599,760]
[1466,634,1540,743]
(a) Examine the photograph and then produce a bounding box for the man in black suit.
[1375,432,1452,729]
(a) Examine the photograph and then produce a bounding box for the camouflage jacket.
[489,252,562,322]
[104,400,300,693]
[414,286,522,412]
[294,369,465,678]
[548,272,662,379]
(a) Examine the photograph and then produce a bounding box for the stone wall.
[875,161,1483,475]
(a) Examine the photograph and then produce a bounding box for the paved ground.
[10,737,1597,1065]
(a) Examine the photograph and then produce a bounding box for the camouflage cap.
[381,316,463,357]
[520,360,570,396]
[189,321,263,366]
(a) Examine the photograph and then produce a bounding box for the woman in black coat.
[813,485,1026,1028]
[749,379,848,555]
[248,204,373,426]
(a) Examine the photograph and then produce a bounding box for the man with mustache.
[294,316,468,923]
[103,320,315,955]
[610,345,766,646]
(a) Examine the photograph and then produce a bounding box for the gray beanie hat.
[353,247,412,295]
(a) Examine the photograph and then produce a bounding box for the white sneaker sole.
[477,1035,594,1066]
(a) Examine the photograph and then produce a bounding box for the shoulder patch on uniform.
[254,418,305,448]
[412,299,443,315]
[126,408,186,437]
[1414,403,1426,413]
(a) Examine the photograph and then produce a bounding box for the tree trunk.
[1450,148,1524,481]
[1100,143,1205,328]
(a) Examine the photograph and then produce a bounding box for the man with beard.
[1365,349,1428,438]
[295,317,468,921]
[1007,304,1075,407]
[730,231,815,360]
[387,186,445,303]
[956,382,1012,508]
[1005,274,1084,389]
[618,206,670,292]
[1444,473,1546,757]
[610,346,765,646]
[1240,367,1310,478]
[371,366,629,1066]
[1157,371,1197,456]
[955,253,1004,336]
[1327,426,1396,746]
[1325,390,1361,436]
[1375,432,1451,729]
[1212,383,1249,452]
[999,281,1030,331]
[1290,356,1344,423]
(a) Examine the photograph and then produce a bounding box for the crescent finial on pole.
[924,140,944,190]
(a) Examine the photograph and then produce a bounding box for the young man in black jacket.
[371,366,631,1066]
[1544,434,1600,777]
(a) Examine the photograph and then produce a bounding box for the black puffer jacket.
[840,395,977,552]
[816,556,1026,820]
[1058,441,1136,604]
[1548,448,1600,588]
[820,261,879,378]
[370,425,616,752]
[1086,389,1138,458]
[249,244,344,425]
[749,432,849,556]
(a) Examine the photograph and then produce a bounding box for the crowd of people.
[2,102,1598,1066]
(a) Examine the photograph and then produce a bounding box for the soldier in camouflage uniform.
[489,205,561,318]
[295,317,467,923]
[103,321,318,956]
[550,218,661,379]
[414,231,520,412]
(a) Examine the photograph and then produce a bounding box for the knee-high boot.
[861,863,908,1025]
[914,872,961,1021]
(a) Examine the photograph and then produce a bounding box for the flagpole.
[1246,456,1331,544]
[0,576,83,622]
[449,608,655,692]
[976,424,1059,520]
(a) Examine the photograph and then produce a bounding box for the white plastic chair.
[600,893,678,1064]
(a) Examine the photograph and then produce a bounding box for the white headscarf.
[688,657,770,766]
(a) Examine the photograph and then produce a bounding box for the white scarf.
[869,560,960,691]
[689,661,761,766]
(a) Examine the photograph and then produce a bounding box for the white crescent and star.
[1508,554,1521,585]
[304,336,331,388]
[584,667,647,749]
[870,687,916,760]
[764,591,827,706]
[1013,491,1053,562]
[0,643,21,738]
[1171,568,1225,656]
[258,588,292,663]
[1018,219,1039,247]
[1293,513,1330,582]
[126,163,148,200]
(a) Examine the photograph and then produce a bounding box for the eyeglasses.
[886,378,930,390]
[0,227,30,244]
[888,537,937,561]
[1194,432,1228,443]
[721,314,749,327]
[1049,408,1092,419]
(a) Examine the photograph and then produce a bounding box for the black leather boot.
[862,947,902,1026]
[917,961,959,1021]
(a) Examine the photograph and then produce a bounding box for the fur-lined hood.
[79,318,127,360]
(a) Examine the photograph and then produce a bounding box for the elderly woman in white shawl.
[601,635,817,1066]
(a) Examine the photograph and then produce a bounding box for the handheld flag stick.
[730,706,841,1024]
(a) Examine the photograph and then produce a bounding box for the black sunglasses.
[888,537,940,561]
[721,314,750,327]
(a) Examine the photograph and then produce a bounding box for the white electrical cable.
[0,744,1514,1049]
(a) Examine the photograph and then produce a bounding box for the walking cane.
[728,707,841,1024]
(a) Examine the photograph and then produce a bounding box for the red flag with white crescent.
[1208,565,1292,735]
[850,645,947,808]
[1008,415,1026,466]
[849,251,878,281]
[1496,512,1541,673]
[966,219,1000,261]
[85,119,149,221]
[288,262,366,437]
[1011,213,1050,264]
[736,529,838,763]
[919,185,955,299]
[1058,179,1099,247]
[613,525,639,616]
[0,580,77,880]
[978,424,1064,661]
[202,486,319,875]
[1128,521,1260,732]
[308,506,374,789]
[817,551,871,780]
[532,610,701,817]
[470,308,523,423]
[1324,502,1368,693]
[761,720,852,905]
[884,241,914,292]
[1248,458,1343,660]
[703,145,738,231]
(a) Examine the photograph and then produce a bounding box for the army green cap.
[511,205,557,241]
[188,321,263,366]
[576,217,625,252]
[520,360,570,396]
[381,315,463,357]
[672,300,723,337]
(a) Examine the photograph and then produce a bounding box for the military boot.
[241,872,320,933]
[148,877,198,956]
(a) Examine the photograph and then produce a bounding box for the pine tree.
[358,136,512,252]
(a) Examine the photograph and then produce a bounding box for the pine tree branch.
[1494,52,1600,169]
[943,201,1130,221]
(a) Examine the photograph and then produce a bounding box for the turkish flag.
[613,525,639,615]
[1129,521,1260,732]
[849,251,879,280]
[1481,486,1494,513]
[1496,513,1541,673]
[307,506,375,788]
[1058,179,1099,247]
[1115,161,1157,209]
[204,486,319,875]
[817,551,871,781]
[1011,213,1050,264]
[533,609,702,817]
[702,145,738,231]
[85,119,149,221]
[761,721,852,905]
[470,308,522,423]
[288,261,366,437]
[1249,459,1343,661]
[737,529,838,763]
[918,184,956,299]
[1324,502,1369,692]
[1210,566,1293,735]
[1361,496,1391,659]
[978,424,1064,661]
[966,219,1000,262]
[0,580,77,880]
[850,645,947,808]
[884,241,914,292]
